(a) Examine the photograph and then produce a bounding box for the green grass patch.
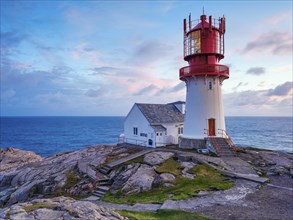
[23,202,55,212]
[155,157,183,176]
[117,209,215,220]
[102,164,234,205]
[64,171,80,189]
[50,170,85,198]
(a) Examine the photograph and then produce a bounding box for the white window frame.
[133,127,138,136]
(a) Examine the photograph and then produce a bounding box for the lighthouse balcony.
[179,64,229,80]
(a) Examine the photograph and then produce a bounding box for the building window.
[140,133,147,137]
[178,127,183,134]
[133,127,138,135]
[208,81,213,90]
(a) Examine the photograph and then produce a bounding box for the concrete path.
[94,200,161,211]
[107,148,154,168]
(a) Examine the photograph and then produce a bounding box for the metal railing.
[218,129,235,147]
[179,64,229,79]
[186,18,222,33]
[118,137,147,147]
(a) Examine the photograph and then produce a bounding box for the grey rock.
[8,179,46,204]
[197,191,210,196]
[164,183,175,187]
[0,196,126,220]
[182,173,195,179]
[122,164,161,194]
[180,161,196,170]
[0,148,43,174]
[181,161,196,179]
[111,163,141,191]
[290,168,293,177]
[267,166,289,176]
[0,145,116,204]
[160,173,176,182]
[0,187,16,206]
[144,151,174,165]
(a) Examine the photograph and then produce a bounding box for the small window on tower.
[208,81,213,90]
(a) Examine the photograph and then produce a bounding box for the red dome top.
[192,20,210,30]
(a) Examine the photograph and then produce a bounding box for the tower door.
[208,118,216,136]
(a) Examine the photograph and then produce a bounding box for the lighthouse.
[179,12,231,154]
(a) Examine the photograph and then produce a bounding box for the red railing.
[179,64,229,80]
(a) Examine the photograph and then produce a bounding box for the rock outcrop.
[121,164,161,194]
[180,161,196,179]
[236,149,293,177]
[160,173,176,182]
[0,148,43,174]
[143,151,174,165]
[0,196,126,220]
[0,145,115,206]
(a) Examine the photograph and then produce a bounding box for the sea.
[0,116,292,157]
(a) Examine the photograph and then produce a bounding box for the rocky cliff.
[0,145,292,220]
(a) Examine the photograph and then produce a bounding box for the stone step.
[99,167,111,172]
[93,191,104,197]
[98,177,110,182]
[98,180,112,186]
[96,186,110,192]
[98,165,112,175]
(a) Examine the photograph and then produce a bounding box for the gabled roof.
[170,101,186,105]
[151,125,166,131]
[136,103,184,124]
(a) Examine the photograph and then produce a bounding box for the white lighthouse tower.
[179,12,231,155]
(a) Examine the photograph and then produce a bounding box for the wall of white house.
[124,104,156,147]
[160,123,184,145]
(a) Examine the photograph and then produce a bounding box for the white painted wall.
[124,104,155,147]
[161,123,183,145]
[182,76,226,139]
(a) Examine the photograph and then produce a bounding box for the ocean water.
[0,116,292,157]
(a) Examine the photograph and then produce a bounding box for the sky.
[1,0,292,116]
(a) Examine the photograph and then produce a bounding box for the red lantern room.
[180,13,229,80]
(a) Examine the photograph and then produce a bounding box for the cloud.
[240,31,292,55]
[133,41,172,65]
[133,84,159,96]
[0,32,26,48]
[267,81,293,96]
[265,11,291,25]
[246,67,266,75]
[169,82,185,92]
[0,32,27,56]
[90,66,118,76]
[1,89,16,100]
[224,82,293,116]
[84,88,106,98]
[232,82,248,91]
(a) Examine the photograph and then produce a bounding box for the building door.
[208,118,216,136]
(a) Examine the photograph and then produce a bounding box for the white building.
[120,102,185,147]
